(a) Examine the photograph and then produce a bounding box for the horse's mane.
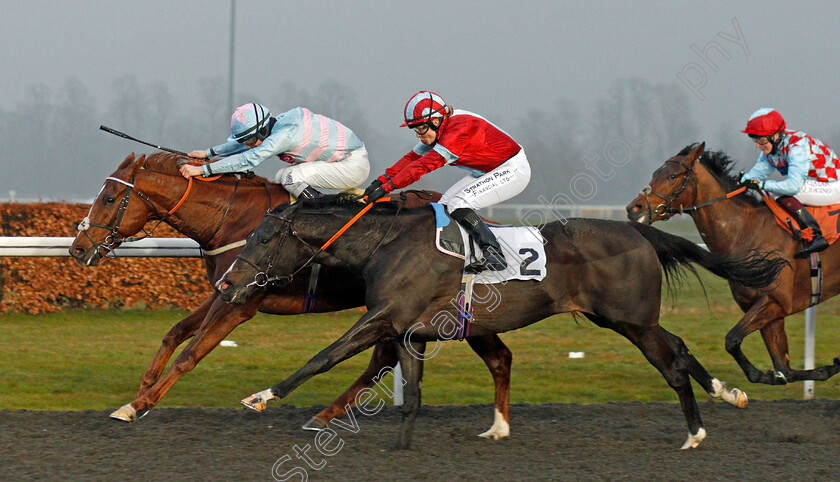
[677,143,763,207]
[296,193,412,213]
[138,152,271,185]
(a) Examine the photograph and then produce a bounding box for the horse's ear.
[128,154,146,177]
[118,153,136,170]
[687,142,706,163]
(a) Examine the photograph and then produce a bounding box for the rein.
[640,158,746,219]
[240,198,396,288]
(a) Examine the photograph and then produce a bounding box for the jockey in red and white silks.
[381,109,529,210]
[364,91,531,273]
[739,108,836,257]
[181,103,370,200]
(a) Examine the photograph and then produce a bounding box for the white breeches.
[275,146,370,197]
[439,150,531,210]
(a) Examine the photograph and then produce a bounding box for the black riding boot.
[450,208,507,274]
[297,186,322,200]
[791,208,829,258]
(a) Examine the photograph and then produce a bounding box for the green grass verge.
[1,272,838,411]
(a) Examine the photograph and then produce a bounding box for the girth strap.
[809,252,822,307]
[456,274,476,341]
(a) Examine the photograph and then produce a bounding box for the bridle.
[639,157,745,222]
[234,198,400,289]
[77,169,228,258]
[76,175,161,256]
[233,209,320,288]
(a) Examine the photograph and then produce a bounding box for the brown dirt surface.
[1,400,838,481]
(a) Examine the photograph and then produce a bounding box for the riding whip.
[99,125,188,156]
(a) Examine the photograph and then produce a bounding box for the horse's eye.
[668,174,677,180]
[105,197,116,204]
[260,237,269,245]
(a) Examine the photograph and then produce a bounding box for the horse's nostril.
[220,281,231,291]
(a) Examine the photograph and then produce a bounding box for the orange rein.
[319,197,392,251]
[727,186,746,198]
[167,161,222,215]
[674,185,746,214]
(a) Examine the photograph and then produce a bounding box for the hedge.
[0,203,210,314]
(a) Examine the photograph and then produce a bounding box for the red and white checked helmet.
[400,91,448,127]
[742,108,786,136]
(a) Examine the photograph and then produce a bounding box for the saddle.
[430,203,546,284]
[763,195,840,245]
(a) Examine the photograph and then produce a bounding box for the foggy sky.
[3,1,840,202]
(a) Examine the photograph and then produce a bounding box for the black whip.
[99,125,188,156]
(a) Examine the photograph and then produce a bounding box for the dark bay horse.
[217,196,786,449]
[627,142,840,384]
[68,152,515,439]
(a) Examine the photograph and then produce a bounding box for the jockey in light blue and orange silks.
[739,108,840,257]
[180,103,370,200]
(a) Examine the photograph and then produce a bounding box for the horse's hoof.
[241,389,274,412]
[478,427,510,440]
[732,388,748,409]
[680,427,706,450]
[302,417,329,431]
[110,404,137,422]
[241,395,266,412]
[478,409,510,440]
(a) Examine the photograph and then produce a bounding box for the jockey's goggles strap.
[319,198,391,251]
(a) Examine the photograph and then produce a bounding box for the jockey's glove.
[739,179,763,191]
[364,179,387,202]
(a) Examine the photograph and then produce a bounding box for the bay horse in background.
[627,142,840,385]
[217,196,786,449]
[68,152,515,440]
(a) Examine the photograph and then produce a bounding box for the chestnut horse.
[217,196,785,449]
[68,152,514,439]
[627,142,840,385]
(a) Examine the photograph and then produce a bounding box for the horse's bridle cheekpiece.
[640,157,745,223]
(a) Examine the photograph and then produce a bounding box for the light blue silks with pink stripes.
[203,107,365,176]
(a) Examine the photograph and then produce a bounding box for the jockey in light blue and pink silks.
[193,104,370,199]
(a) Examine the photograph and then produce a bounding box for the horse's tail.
[628,222,787,291]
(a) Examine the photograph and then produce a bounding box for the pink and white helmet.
[400,91,447,127]
[742,108,786,136]
[228,103,272,143]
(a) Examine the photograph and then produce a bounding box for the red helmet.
[741,108,786,136]
[400,91,447,127]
